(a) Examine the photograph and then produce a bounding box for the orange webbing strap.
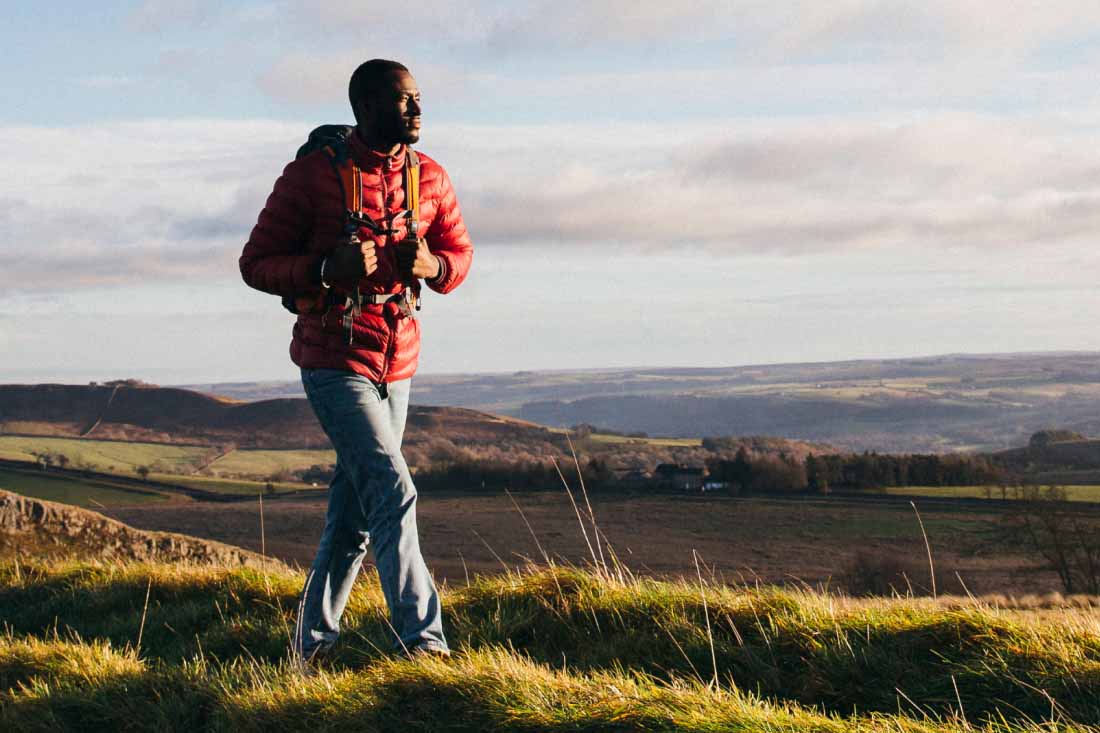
[337,154,363,334]
[402,150,422,314]
[320,144,362,215]
[405,149,420,236]
[341,164,363,214]
[294,148,362,315]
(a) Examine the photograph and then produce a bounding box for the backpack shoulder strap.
[280,127,360,316]
[404,148,420,236]
[325,149,361,215]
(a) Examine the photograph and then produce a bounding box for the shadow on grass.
[4,561,1100,726]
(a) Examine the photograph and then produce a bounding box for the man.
[239,59,473,659]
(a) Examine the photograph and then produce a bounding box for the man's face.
[362,70,421,146]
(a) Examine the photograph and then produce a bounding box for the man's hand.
[324,235,378,286]
[396,238,441,280]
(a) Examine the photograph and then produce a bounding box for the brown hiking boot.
[406,644,451,660]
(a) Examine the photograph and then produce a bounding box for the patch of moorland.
[0,382,828,489]
[0,383,569,452]
[3,383,748,466]
[3,558,1100,731]
[182,353,1100,453]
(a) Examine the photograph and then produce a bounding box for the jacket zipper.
[377,157,397,383]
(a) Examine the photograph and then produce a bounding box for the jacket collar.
[348,128,406,172]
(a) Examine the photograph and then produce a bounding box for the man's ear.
[353,98,371,126]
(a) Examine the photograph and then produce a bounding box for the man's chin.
[402,129,420,144]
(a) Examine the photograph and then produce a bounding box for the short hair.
[348,59,408,119]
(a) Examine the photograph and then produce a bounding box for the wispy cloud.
[2,111,1100,294]
[440,113,1100,252]
[266,1,1100,55]
[256,53,476,107]
[0,120,300,291]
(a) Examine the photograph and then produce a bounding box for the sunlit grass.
[0,435,210,474]
[884,485,1100,502]
[204,449,335,477]
[4,558,1100,730]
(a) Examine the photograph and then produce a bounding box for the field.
[203,448,335,478]
[92,488,1056,596]
[0,459,1072,595]
[885,485,1100,502]
[0,435,211,474]
[577,433,703,448]
[144,473,317,497]
[4,560,1100,731]
[0,468,166,507]
[1,429,1094,598]
[5,430,1100,730]
[0,435,331,500]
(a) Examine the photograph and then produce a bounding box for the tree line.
[707,448,1007,493]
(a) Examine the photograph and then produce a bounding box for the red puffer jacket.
[240,131,473,382]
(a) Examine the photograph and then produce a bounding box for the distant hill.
[0,382,558,450]
[995,436,1100,482]
[183,351,1100,452]
[0,383,829,479]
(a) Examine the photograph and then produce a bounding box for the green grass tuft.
[4,559,1100,731]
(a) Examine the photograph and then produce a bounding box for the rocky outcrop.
[0,490,284,569]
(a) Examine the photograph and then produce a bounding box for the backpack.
[281,125,420,315]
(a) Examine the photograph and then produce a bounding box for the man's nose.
[408,98,421,116]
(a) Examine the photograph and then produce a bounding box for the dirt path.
[193,445,236,474]
[80,384,122,438]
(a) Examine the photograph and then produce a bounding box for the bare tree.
[996,486,1100,594]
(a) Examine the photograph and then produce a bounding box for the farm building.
[653,463,705,491]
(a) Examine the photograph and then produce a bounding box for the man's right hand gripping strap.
[284,148,362,315]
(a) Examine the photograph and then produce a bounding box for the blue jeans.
[296,368,447,657]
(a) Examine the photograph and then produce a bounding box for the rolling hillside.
[0,382,559,451]
[185,351,1100,452]
[0,383,827,480]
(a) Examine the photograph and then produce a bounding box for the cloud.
[248,6,1100,122]
[261,1,1100,56]
[0,120,302,292]
[4,109,1100,294]
[128,0,1100,106]
[256,53,477,108]
[256,52,360,107]
[434,113,1100,253]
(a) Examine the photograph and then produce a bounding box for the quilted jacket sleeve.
[239,159,323,296]
[424,167,473,295]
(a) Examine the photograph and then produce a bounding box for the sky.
[3,1,1100,384]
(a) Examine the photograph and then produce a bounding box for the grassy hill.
[3,491,1099,730]
[4,558,1100,731]
[0,382,562,450]
[189,351,1100,452]
[996,437,1100,469]
[0,384,828,493]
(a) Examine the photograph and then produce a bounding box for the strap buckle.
[346,210,397,237]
